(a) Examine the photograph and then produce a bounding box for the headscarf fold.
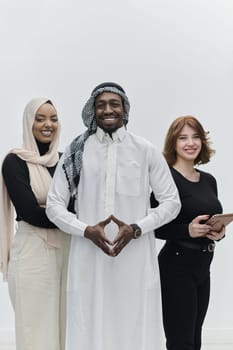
[63,83,130,194]
[0,97,61,280]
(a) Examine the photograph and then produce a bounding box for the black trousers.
[158,242,214,350]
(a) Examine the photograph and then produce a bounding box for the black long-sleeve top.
[2,141,58,229]
[151,167,223,245]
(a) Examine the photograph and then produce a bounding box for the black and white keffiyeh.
[63,82,130,194]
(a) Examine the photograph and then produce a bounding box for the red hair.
[163,116,215,166]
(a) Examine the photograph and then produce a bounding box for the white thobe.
[46,126,181,350]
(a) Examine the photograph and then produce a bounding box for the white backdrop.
[0,0,233,346]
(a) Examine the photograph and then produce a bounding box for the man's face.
[95,92,125,133]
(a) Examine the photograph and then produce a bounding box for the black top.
[1,141,57,228]
[151,167,223,244]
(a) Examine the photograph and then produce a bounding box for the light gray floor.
[203,346,233,350]
[2,345,233,350]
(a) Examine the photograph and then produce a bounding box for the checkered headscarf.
[62,82,130,194]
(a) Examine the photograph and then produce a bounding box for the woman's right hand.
[188,215,212,238]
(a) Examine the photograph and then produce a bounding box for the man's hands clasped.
[84,214,135,257]
[84,216,113,256]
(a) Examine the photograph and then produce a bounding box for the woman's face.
[32,103,58,143]
[175,124,202,163]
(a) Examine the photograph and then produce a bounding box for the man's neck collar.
[96,126,126,142]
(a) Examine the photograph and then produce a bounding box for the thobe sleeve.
[46,154,88,237]
[137,146,181,234]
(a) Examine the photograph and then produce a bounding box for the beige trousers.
[7,221,70,350]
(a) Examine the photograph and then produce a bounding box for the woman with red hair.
[151,115,225,350]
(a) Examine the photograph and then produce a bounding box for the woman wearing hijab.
[0,98,70,350]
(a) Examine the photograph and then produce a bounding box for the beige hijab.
[0,97,61,281]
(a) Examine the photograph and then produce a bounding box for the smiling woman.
[0,98,70,350]
[151,115,225,350]
[32,102,59,143]
[1,0,233,346]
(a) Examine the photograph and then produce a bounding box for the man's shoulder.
[126,131,155,149]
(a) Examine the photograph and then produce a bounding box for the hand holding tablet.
[205,213,233,232]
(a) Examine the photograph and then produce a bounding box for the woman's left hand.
[206,226,226,241]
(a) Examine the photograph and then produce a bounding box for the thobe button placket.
[105,141,117,216]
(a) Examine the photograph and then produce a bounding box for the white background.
[0,0,233,345]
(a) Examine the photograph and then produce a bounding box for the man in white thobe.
[46,82,181,350]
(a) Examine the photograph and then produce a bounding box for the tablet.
[205,213,233,232]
